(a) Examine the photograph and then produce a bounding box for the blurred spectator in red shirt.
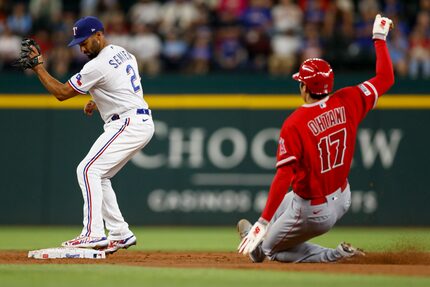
[0,0,10,34]
[217,0,248,18]
[33,28,54,54]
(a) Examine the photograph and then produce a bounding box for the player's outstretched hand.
[372,14,393,41]
[84,100,97,116]
[238,221,267,256]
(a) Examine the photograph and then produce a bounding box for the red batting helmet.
[292,58,334,95]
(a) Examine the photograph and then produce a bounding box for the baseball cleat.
[103,234,137,255]
[61,236,108,249]
[337,242,365,258]
[237,219,252,239]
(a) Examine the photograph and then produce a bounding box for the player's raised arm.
[366,14,395,97]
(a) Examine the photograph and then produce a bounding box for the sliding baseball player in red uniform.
[238,14,394,263]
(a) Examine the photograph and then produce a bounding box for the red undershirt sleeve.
[366,39,395,98]
[260,164,294,222]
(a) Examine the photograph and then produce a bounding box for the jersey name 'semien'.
[108,50,133,68]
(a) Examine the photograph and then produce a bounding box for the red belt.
[309,180,348,206]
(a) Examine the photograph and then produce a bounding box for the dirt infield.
[1,250,429,277]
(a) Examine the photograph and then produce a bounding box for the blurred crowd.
[0,0,429,78]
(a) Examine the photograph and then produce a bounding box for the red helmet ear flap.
[292,58,334,95]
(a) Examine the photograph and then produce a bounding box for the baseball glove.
[14,38,44,70]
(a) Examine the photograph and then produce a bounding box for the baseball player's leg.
[76,156,105,238]
[68,116,153,248]
[261,193,338,263]
[75,124,130,239]
[270,191,294,222]
[246,191,295,262]
[335,184,352,221]
[61,146,110,248]
[74,118,146,236]
[100,117,154,238]
[101,178,133,240]
[268,241,344,262]
[99,117,153,253]
[262,188,354,263]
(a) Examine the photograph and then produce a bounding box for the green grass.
[0,226,430,287]
[1,264,430,287]
[0,226,429,252]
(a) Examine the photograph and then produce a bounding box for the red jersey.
[276,83,378,200]
[276,40,394,202]
[260,40,394,222]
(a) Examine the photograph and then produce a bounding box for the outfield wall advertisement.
[125,110,417,226]
[0,96,429,226]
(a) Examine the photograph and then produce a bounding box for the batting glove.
[372,14,393,41]
[237,220,268,256]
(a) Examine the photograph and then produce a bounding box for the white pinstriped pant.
[76,114,154,240]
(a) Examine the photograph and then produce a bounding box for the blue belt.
[111,109,150,121]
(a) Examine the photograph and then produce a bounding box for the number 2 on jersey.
[318,128,347,173]
[126,64,141,93]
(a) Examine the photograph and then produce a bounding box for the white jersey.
[68,44,148,123]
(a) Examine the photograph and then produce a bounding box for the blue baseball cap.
[68,16,104,47]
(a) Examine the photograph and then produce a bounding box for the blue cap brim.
[68,36,89,47]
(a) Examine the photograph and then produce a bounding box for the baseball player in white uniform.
[26,16,154,254]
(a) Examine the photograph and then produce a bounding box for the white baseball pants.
[76,113,154,240]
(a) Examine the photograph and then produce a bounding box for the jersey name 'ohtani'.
[307,107,346,136]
